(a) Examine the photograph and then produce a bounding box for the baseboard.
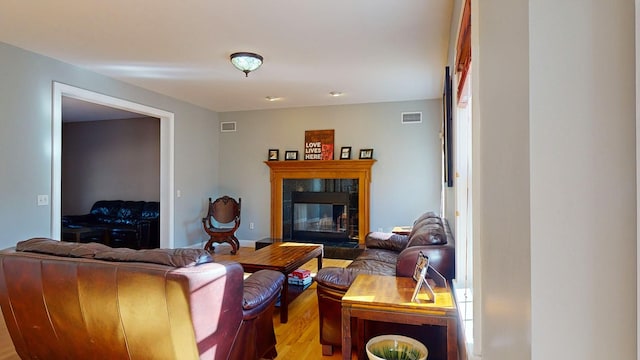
[239,239,256,248]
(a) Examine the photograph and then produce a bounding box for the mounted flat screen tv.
[443,66,453,187]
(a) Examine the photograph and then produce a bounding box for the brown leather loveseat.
[315,212,455,356]
[0,238,285,360]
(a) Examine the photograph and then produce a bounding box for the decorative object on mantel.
[304,129,334,160]
[268,149,279,161]
[284,150,298,161]
[340,146,352,160]
[359,148,374,159]
[230,52,263,77]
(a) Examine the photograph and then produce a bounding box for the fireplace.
[291,191,352,243]
[265,159,375,246]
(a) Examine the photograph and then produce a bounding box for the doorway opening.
[52,82,175,248]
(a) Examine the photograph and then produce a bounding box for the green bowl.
[365,335,428,360]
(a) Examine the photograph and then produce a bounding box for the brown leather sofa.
[0,238,285,360]
[315,212,455,356]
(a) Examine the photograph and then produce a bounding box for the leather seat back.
[0,240,244,360]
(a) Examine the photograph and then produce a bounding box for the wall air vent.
[401,112,422,124]
[220,121,237,132]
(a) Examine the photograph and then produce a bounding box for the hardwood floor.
[0,246,355,360]
[270,256,355,360]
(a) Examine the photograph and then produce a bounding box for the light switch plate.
[37,195,48,206]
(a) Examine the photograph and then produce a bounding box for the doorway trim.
[52,82,175,248]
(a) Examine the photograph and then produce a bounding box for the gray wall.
[61,117,160,215]
[0,42,219,249]
[218,100,442,242]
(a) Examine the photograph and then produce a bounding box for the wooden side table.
[341,274,458,360]
[391,226,412,235]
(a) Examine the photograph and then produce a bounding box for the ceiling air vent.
[401,112,422,124]
[220,121,237,132]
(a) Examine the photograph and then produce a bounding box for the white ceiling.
[0,0,454,113]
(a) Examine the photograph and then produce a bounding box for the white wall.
[476,1,636,359]
[218,100,442,242]
[0,42,219,249]
[62,118,160,215]
[475,0,531,358]
[529,0,636,359]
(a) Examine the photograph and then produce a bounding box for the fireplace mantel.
[265,160,375,244]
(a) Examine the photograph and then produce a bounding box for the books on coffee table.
[288,268,312,286]
[289,268,311,279]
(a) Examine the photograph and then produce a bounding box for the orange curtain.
[455,0,471,103]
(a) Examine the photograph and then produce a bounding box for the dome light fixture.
[329,91,343,97]
[230,52,263,77]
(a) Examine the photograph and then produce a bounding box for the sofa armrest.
[396,244,455,280]
[316,266,381,293]
[364,232,409,252]
[242,270,285,317]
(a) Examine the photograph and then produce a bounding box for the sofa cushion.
[16,237,111,258]
[16,238,212,267]
[412,211,440,226]
[406,213,447,247]
[353,248,399,265]
[141,201,160,220]
[94,248,212,267]
[90,200,122,221]
[114,201,145,225]
[347,257,397,276]
[365,232,409,252]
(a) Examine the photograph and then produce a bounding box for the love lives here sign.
[304,129,334,160]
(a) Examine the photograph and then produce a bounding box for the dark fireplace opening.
[292,192,349,242]
[282,178,359,248]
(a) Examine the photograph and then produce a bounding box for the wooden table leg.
[280,278,289,323]
[341,306,352,360]
[356,318,366,359]
[447,317,458,360]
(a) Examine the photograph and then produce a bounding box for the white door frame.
[52,82,175,248]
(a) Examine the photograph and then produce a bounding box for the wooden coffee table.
[62,226,107,244]
[341,274,458,360]
[218,241,323,323]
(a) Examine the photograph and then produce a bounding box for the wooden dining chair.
[202,196,241,254]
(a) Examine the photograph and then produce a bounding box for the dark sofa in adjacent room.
[62,200,160,249]
[315,211,456,356]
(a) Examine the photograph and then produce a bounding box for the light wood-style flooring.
[0,246,355,360]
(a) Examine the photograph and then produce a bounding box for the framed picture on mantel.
[285,150,298,160]
[340,146,351,160]
[359,148,373,159]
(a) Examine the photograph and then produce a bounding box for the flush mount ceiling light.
[329,91,343,97]
[265,96,281,102]
[230,52,263,77]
